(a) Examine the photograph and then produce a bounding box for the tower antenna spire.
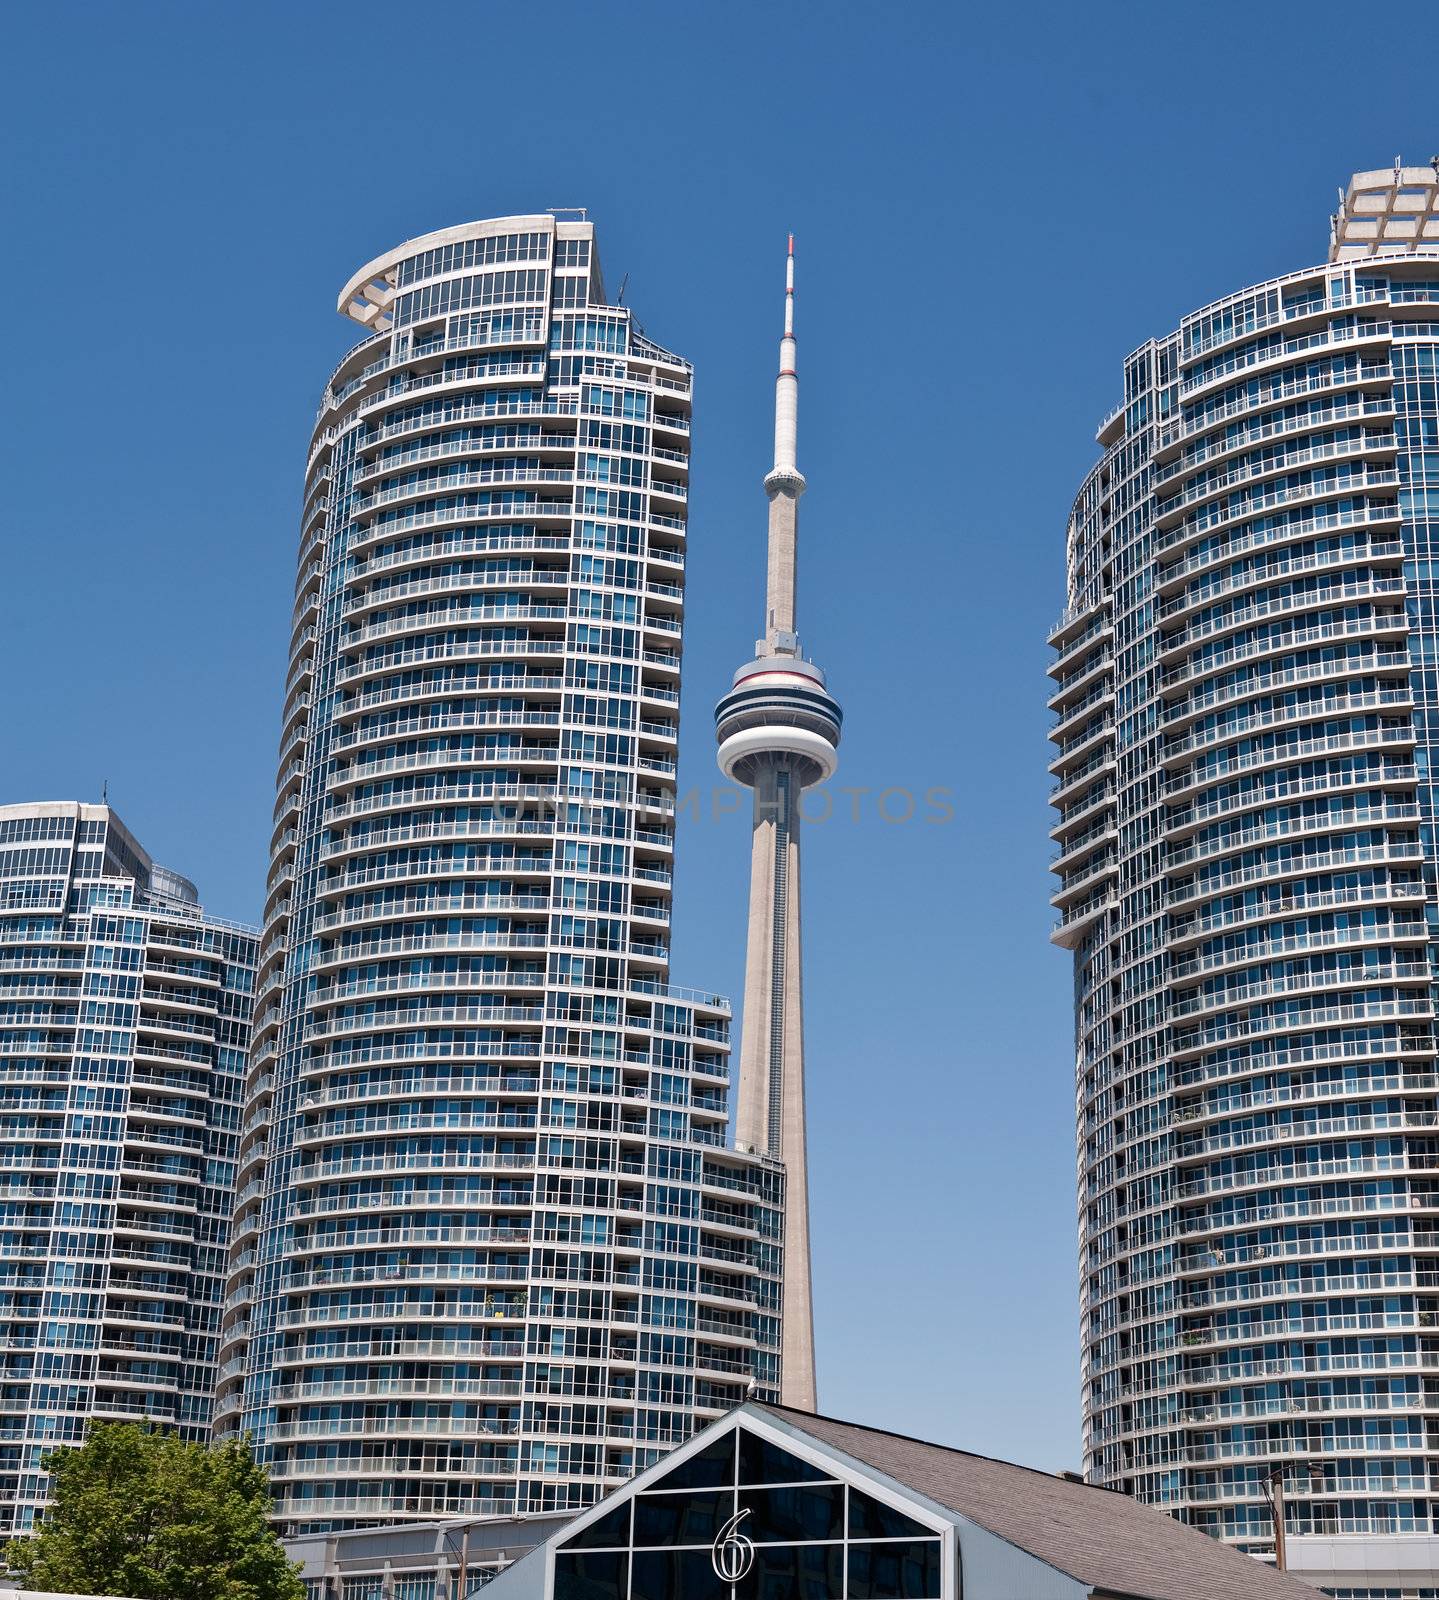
[770,234,799,480]
[761,237,806,654]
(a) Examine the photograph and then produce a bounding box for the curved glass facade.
[1052,213,1439,1559]
[218,215,785,1534]
[0,801,255,1534]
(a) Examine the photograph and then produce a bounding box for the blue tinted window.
[632,1488,730,1546]
[848,1539,944,1599]
[737,1429,832,1485]
[561,1500,630,1550]
[630,1549,728,1600]
[733,1543,844,1600]
[739,1483,844,1543]
[554,1551,627,1600]
[848,1486,932,1540]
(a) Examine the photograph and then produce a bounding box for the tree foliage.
[3,1423,304,1600]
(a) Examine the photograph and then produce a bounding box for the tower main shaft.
[716,241,841,1412]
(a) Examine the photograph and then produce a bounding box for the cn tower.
[715,240,841,1411]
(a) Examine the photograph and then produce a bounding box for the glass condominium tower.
[1051,164,1439,1577]
[216,213,785,1534]
[0,801,256,1535]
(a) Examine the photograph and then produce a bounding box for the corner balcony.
[1051,891,1112,950]
[1048,649,1113,714]
[352,431,581,489]
[1156,363,1396,455]
[1160,646,1411,730]
[1048,611,1113,678]
[368,397,578,453]
[1051,821,1117,876]
[1050,849,1116,909]
[1160,609,1410,692]
[1163,723,1417,799]
[1157,478,1402,574]
[1156,537,1404,622]
[350,357,548,423]
[1048,718,1114,779]
[1178,322,1395,404]
[1160,689,1414,769]
[1174,1028,1439,1087]
[1156,574,1409,661]
[1153,395,1397,485]
[346,567,572,617]
[1153,431,1400,524]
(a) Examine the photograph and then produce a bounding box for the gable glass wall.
[217,216,785,1534]
[1052,240,1439,1563]
[0,801,255,1534]
[553,1423,945,1600]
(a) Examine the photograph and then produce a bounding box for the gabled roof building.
[476,1403,1318,1600]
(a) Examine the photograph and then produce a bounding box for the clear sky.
[4,0,1438,1474]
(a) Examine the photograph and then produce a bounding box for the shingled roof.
[759,1405,1317,1600]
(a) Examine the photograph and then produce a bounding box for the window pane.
[847,1539,944,1599]
[561,1500,631,1550]
[633,1488,732,1546]
[737,1429,834,1485]
[554,1550,628,1600]
[738,1483,844,1543]
[650,1430,736,1490]
[631,1549,729,1600]
[848,1486,932,1540]
[733,1542,843,1600]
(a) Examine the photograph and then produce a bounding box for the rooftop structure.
[284,1513,568,1600]
[1330,159,1439,260]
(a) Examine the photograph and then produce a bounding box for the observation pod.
[715,655,842,787]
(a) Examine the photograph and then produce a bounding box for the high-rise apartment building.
[1050,165,1439,1585]
[716,240,840,1410]
[217,214,786,1534]
[0,801,255,1535]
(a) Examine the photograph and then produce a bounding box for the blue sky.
[4,0,1438,1472]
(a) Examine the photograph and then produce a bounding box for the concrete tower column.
[716,241,841,1413]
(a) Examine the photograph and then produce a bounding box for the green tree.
[3,1422,303,1600]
